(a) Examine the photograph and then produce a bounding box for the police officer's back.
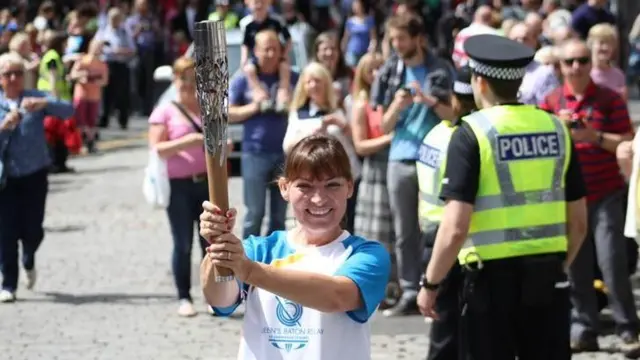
[417,35,589,359]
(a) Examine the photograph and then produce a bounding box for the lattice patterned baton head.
[193,20,229,165]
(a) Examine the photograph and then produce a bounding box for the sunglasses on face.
[562,56,590,66]
[0,70,24,79]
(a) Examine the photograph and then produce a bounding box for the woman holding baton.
[199,134,390,359]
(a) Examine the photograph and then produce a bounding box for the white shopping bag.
[142,149,171,208]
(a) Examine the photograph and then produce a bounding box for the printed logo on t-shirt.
[264,296,324,352]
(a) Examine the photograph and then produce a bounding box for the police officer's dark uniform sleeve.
[440,123,587,204]
[439,122,480,204]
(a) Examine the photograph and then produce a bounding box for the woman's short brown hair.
[282,135,353,183]
[173,56,195,76]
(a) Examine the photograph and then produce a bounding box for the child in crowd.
[240,0,292,112]
[69,39,108,153]
[588,23,627,101]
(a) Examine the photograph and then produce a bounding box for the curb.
[74,131,148,157]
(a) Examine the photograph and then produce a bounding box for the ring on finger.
[227,251,231,261]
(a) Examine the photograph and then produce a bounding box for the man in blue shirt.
[229,29,298,238]
[371,12,453,316]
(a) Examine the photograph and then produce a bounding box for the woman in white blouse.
[283,62,361,229]
[283,62,360,179]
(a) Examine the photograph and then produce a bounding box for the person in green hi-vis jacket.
[208,0,239,29]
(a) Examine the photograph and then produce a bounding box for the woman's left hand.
[21,97,47,112]
[206,233,254,282]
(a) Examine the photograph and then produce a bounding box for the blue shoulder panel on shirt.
[497,132,561,162]
[336,236,391,324]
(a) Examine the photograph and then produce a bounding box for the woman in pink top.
[69,40,109,153]
[148,56,208,317]
[588,24,628,101]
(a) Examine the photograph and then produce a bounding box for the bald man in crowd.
[509,22,560,105]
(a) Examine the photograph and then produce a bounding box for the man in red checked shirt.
[540,38,639,354]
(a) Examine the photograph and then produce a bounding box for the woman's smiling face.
[281,174,353,234]
[304,74,327,105]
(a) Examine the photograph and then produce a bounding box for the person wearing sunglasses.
[540,38,639,354]
[0,52,74,303]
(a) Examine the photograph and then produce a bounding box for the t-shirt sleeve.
[279,20,291,42]
[274,18,291,44]
[604,91,633,134]
[210,236,259,316]
[334,240,391,323]
[229,74,246,106]
[439,123,481,204]
[148,104,170,125]
[242,23,252,47]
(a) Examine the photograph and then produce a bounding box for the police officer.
[417,66,477,360]
[416,34,589,359]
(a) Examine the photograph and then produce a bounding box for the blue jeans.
[166,178,209,301]
[0,168,48,292]
[241,152,287,238]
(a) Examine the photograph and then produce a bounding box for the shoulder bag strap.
[172,101,203,133]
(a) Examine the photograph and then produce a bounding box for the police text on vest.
[497,133,561,162]
[418,143,441,168]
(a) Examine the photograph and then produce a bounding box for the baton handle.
[204,150,234,282]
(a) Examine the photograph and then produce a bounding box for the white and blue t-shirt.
[212,230,391,360]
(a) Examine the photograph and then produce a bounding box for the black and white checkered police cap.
[453,66,474,96]
[463,34,534,81]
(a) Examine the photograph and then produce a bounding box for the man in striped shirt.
[451,5,500,69]
[540,38,638,353]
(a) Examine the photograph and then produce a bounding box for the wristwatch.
[419,273,440,291]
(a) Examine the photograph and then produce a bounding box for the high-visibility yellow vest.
[459,105,571,265]
[208,11,239,29]
[37,49,71,101]
[416,120,457,231]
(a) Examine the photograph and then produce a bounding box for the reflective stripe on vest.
[417,121,456,227]
[459,108,570,264]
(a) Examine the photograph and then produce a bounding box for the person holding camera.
[370,13,454,317]
[540,38,639,353]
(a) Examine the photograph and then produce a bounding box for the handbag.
[142,148,171,208]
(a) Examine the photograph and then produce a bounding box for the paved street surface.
[1,99,640,359]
